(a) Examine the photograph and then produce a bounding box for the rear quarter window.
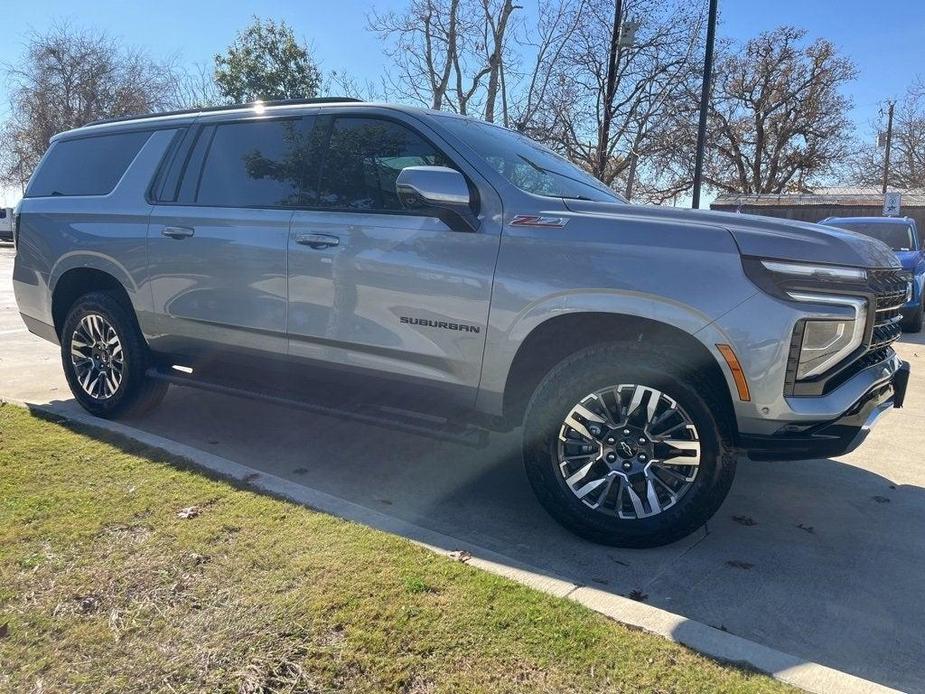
[26,130,152,197]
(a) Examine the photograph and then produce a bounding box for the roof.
[712,188,925,208]
[52,97,386,142]
[84,97,363,127]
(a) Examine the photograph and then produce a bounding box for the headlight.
[743,257,870,302]
[788,293,868,380]
[760,260,867,283]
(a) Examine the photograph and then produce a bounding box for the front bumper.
[741,359,909,461]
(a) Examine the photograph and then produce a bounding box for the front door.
[147,116,312,363]
[287,114,501,404]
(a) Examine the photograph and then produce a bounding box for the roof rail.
[85,97,364,127]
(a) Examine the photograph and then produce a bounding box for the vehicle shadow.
[26,386,925,692]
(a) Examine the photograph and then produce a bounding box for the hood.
[562,200,901,270]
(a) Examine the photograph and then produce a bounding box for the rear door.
[287,112,502,403]
[147,115,313,363]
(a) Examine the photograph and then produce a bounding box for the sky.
[2,0,924,207]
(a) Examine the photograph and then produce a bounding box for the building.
[710,187,925,230]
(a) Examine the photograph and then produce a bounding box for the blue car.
[822,216,924,332]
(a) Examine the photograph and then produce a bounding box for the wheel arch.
[500,312,739,442]
[51,267,134,339]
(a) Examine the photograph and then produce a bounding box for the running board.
[146,367,490,448]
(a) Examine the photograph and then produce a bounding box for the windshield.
[827,220,916,251]
[436,115,624,203]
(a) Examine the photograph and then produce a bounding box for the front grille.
[869,268,909,352]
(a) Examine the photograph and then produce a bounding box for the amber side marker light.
[716,344,751,402]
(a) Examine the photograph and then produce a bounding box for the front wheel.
[522,343,736,547]
[60,291,168,418]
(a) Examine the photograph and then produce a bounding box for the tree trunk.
[483,0,518,123]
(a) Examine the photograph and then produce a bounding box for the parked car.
[0,207,14,243]
[821,216,923,332]
[12,98,910,547]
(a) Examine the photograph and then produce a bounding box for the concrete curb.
[4,397,901,694]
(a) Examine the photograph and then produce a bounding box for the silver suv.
[12,98,911,547]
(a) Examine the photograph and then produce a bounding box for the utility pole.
[881,100,895,195]
[595,0,625,180]
[624,147,638,200]
[691,0,718,209]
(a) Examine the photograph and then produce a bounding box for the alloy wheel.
[70,313,125,400]
[556,384,701,519]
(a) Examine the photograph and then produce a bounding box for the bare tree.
[368,0,520,120]
[508,0,588,131]
[166,63,223,109]
[851,80,925,190]
[0,23,180,189]
[703,26,857,194]
[519,0,705,200]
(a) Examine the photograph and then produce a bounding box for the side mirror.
[396,166,478,232]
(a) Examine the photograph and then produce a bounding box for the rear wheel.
[61,292,167,418]
[522,343,736,547]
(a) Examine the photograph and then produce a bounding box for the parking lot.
[2,243,923,692]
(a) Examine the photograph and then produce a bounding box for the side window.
[195,118,314,207]
[318,117,453,211]
[26,131,151,197]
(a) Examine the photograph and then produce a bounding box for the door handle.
[296,233,340,249]
[162,225,195,239]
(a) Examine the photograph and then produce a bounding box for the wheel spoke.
[562,411,596,443]
[658,438,701,466]
[652,462,694,485]
[574,476,607,499]
[649,405,677,430]
[644,473,663,516]
[565,460,596,488]
[573,403,606,425]
[623,481,649,518]
[588,473,617,510]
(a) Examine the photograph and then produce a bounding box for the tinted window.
[318,117,453,210]
[196,119,312,207]
[826,221,916,251]
[27,131,151,197]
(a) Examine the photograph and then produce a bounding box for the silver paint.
[12,102,905,445]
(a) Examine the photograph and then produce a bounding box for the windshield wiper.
[517,154,547,174]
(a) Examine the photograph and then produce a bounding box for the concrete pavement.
[2,244,923,692]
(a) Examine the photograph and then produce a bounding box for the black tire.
[903,302,923,333]
[522,343,736,548]
[60,291,168,419]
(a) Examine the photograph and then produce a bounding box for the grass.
[0,404,790,693]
